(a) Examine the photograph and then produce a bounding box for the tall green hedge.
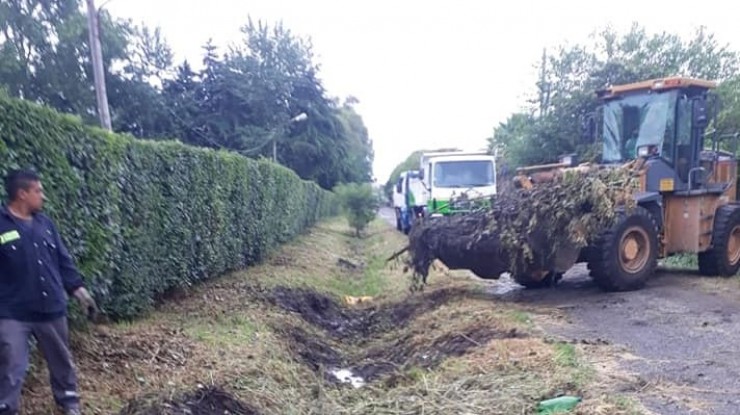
[0,95,337,319]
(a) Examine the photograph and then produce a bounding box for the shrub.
[333,182,380,236]
[0,95,337,319]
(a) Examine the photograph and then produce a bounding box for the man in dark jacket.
[0,169,97,415]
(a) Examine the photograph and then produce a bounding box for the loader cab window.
[395,176,403,193]
[675,94,693,182]
[602,90,678,164]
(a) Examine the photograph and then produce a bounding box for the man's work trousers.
[0,317,79,413]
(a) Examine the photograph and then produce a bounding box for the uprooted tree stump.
[394,163,640,288]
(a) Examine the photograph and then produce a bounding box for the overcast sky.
[107,0,738,183]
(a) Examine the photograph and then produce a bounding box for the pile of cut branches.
[399,163,640,288]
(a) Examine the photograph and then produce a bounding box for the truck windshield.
[433,160,495,188]
[602,90,677,163]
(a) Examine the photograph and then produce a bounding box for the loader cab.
[596,77,717,192]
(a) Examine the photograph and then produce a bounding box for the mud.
[284,326,343,371]
[271,285,519,386]
[118,386,260,415]
[269,285,473,340]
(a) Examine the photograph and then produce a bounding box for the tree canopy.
[0,1,373,189]
[488,24,740,168]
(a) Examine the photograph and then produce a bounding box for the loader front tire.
[588,206,658,292]
[698,205,740,277]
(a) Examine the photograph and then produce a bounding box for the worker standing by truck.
[392,170,425,234]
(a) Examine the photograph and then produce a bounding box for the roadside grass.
[508,309,535,327]
[249,219,408,299]
[21,216,649,414]
[661,253,698,270]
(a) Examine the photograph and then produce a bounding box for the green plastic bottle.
[537,395,582,413]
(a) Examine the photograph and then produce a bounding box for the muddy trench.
[113,284,520,414]
[268,285,526,387]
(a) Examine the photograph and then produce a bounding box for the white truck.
[418,150,497,216]
[392,170,426,233]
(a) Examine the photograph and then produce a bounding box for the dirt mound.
[118,386,260,415]
[269,285,470,339]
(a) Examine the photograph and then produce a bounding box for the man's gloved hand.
[73,287,98,318]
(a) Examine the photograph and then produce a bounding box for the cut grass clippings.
[20,217,648,414]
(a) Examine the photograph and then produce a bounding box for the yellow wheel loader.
[513,77,740,291]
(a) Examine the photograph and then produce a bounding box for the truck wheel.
[698,205,740,277]
[513,271,562,289]
[395,210,402,232]
[588,206,658,291]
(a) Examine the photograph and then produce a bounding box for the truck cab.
[419,150,497,216]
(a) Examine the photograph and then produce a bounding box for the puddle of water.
[330,368,366,388]
[455,270,522,295]
[489,274,522,295]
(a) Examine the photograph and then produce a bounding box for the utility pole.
[86,0,112,131]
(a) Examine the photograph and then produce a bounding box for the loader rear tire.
[588,206,658,292]
[698,205,740,277]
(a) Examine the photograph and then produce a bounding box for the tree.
[161,60,201,141]
[163,18,374,189]
[334,182,380,237]
[0,0,164,129]
[0,0,81,100]
[108,24,176,139]
[334,97,374,183]
[490,24,740,168]
[0,6,374,190]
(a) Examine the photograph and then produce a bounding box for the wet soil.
[118,386,260,415]
[269,285,517,385]
[269,285,475,340]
